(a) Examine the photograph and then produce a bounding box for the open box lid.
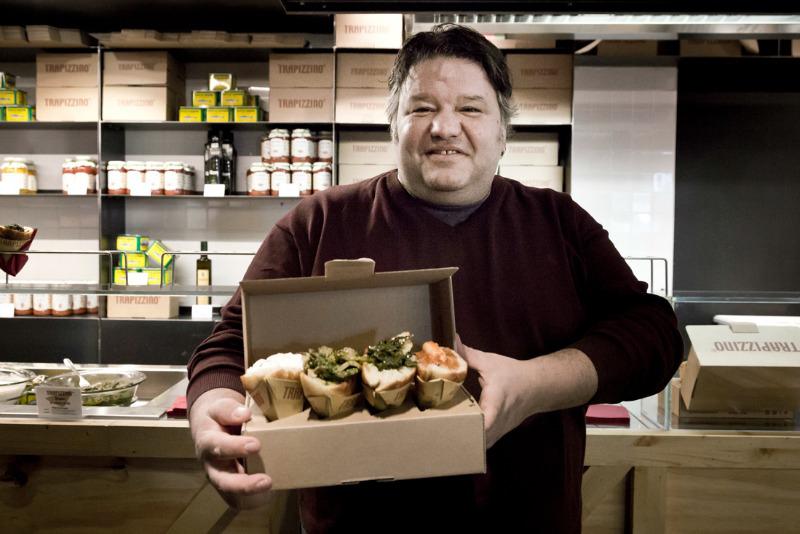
[682,324,800,412]
[240,259,458,366]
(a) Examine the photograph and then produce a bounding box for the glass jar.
[52,294,72,317]
[106,161,127,195]
[13,294,32,316]
[164,161,184,196]
[61,158,75,194]
[268,129,290,163]
[183,164,195,194]
[260,134,271,164]
[247,162,270,196]
[72,294,87,315]
[145,161,165,195]
[32,293,52,316]
[74,156,98,193]
[126,161,146,191]
[316,131,333,163]
[291,162,313,196]
[270,162,290,196]
[291,128,315,163]
[1,157,29,193]
[86,294,99,314]
[22,159,37,194]
[312,161,332,192]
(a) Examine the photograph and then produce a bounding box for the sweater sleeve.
[565,199,683,404]
[186,225,302,412]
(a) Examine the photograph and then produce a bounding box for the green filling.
[365,333,417,371]
[304,346,364,383]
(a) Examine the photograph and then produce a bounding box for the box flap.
[682,325,800,411]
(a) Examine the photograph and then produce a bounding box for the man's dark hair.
[387,23,516,140]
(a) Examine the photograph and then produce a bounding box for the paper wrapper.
[415,375,464,408]
[299,372,361,418]
[363,382,412,411]
[0,228,37,276]
[248,377,305,421]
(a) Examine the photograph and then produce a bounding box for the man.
[188,24,682,532]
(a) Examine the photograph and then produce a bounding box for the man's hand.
[189,388,272,509]
[455,336,598,449]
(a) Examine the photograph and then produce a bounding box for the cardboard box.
[179,107,205,122]
[338,131,394,165]
[336,53,395,88]
[35,87,99,121]
[206,107,233,122]
[338,163,395,185]
[681,325,800,413]
[268,87,333,123]
[335,88,389,124]
[269,53,334,88]
[335,14,404,49]
[36,53,98,87]
[793,40,800,57]
[192,90,219,108]
[511,89,572,125]
[597,40,659,57]
[680,40,742,57]
[234,106,261,122]
[106,295,179,319]
[103,51,185,87]
[240,259,485,490]
[499,165,563,191]
[4,105,35,122]
[506,54,573,89]
[102,86,178,121]
[500,132,559,166]
[0,89,26,105]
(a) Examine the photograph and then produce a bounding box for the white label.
[164,171,181,192]
[0,180,21,195]
[33,294,51,312]
[0,303,14,318]
[248,171,269,193]
[126,271,149,286]
[292,170,312,192]
[191,304,213,320]
[278,182,300,197]
[318,139,333,159]
[86,294,98,309]
[313,170,332,191]
[36,386,83,419]
[67,174,89,195]
[270,137,290,159]
[271,170,290,190]
[52,294,72,312]
[13,293,32,311]
[204,183,226,197]
[291,137,312,159]
[72,294,86,310]
[108,170,127,191]
[129,180,151,196]
[146,170,164,192]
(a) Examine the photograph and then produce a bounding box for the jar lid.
[249,162,268,171]
[312,161,331,170]
[73,155,96,161]
[291,128,312,136]
[291,162,312,170]
[106,161,125,168]
[145,161,164,168]
[272,162,291,170]
[268,128,289,137]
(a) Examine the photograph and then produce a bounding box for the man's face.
[394,57,506,206]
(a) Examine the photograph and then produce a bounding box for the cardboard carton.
[335,88,389,124]
[241,259,485,490]
[596,40,659,57]
[103,51,185,87]
[511,89,572,125]
[681,324,800,412]
[268,87,333,123]
[335,14,404,49]
[337,131,394,165]
[337,164,396,186]
[35,87,99,121]
[269,54,334,88]
[500,133,559,166]
[506,54,573,89]
[102,86,178,121]
[680,40,742,57]
[499,165,563,192]
[106,295,178,319]
[36,53,98,87]
[336,53,395,88]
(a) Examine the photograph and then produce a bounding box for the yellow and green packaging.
[0,89,26,105]
[0,72,15,89]
[5,105,35,122]
[209,73,235,91]
[206,106,233,122]
[234,106,261,122]
[146,239,173,268]
[118,251,147,269]
[116,234,149,252]
[114,267,173,286]
[192,90,219,107]
[179,107,206,122]
[221,90,248,107]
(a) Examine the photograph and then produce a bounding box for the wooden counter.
[2,418,799,533]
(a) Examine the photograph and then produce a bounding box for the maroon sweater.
[188,172,682,533]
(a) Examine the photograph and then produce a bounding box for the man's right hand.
[189,388,273,509]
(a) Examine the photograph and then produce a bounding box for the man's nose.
[430,108,461,138]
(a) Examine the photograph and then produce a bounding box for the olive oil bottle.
[196,241,212,305]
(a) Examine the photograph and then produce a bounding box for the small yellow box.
[234,106,261,122]
[118,251,147,268]
[114,267,174,286]
[179,107,206,122]
[206,106,233,122]
[116,234,149,252]
[5,106,35,121]
[0,72,15,89]
[209,73,235,91]
[146,239,173,268]
[221,90,248,107]
[0,89,26,105]
[192,90,219,107]
[247,94,259,107]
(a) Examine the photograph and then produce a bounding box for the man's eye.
[413,107,433,114]
[461,107,481,113]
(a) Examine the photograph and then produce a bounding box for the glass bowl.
[0,367,36,404]
[44,369,147,407]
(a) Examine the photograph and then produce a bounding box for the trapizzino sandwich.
[240,352,305,421]
[0,223,34,252]
[415,341,468,408]
[361,331,417,410]
[300,346,365,418]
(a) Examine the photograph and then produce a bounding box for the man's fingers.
[456,336,486,371]
[207,460,272,496]
[196,430,261,461]
[207,399,252,427]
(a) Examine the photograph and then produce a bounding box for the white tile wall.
[571,66,677,296]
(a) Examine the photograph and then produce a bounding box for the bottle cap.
[201,241,208,252]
